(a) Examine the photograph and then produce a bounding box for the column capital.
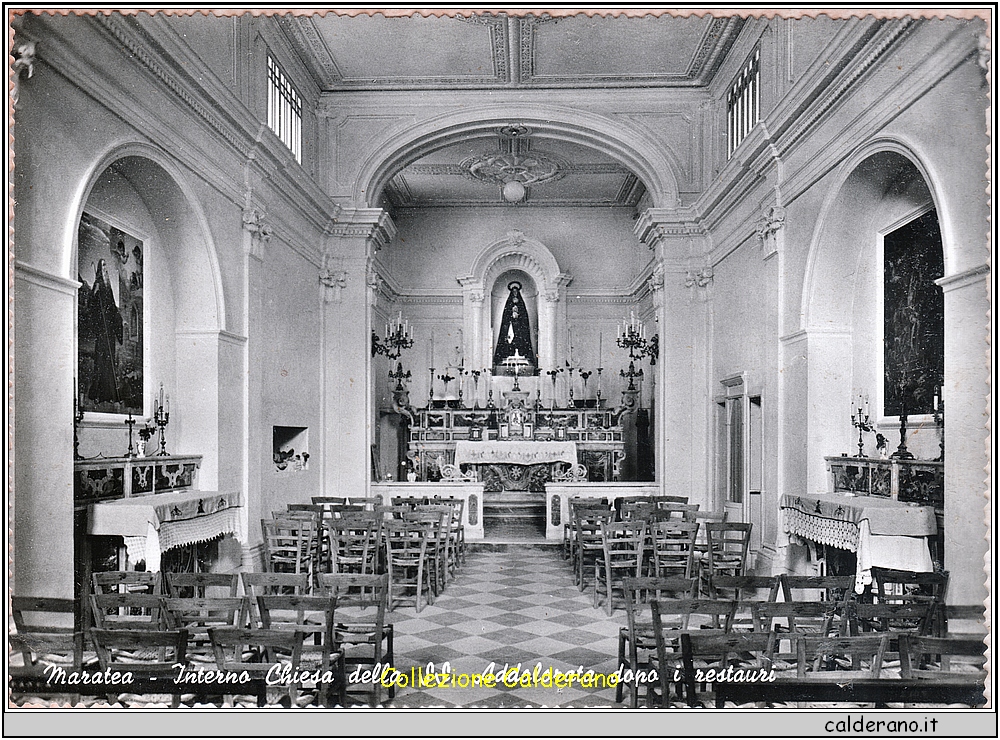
[328,208,397,252]
[634,207,705,251]
[756,204,785,258]
[242,207,272,261]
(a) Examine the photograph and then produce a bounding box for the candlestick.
[428,367,435,406]
[125,413,136,457]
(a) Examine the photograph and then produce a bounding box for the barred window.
[727,47,760,158]
[267,56,302,163]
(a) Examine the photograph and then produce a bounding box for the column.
[320,209,396,498]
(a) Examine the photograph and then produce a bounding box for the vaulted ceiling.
[279,13,746,208]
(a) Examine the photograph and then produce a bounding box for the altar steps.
[482,491,546,539]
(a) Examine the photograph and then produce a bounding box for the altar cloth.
[89,490,244,571]
[454,441,578,467]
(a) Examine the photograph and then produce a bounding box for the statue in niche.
[492,281,537,371]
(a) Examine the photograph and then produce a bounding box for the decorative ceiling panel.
[283,13,745,91]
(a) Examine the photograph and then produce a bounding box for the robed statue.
[492,281,537,371]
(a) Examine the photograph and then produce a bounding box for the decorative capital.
[319,266,348,303]
[242,207,272,260]
[11,39,36,105]
[756,205,785,256]
[634,207,705,251]
[648,263,665,310]
[367,266,383,307]
[684,266,714,289]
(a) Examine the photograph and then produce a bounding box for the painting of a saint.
[77,212,145,415]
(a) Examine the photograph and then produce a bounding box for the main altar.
[406,403,624,492]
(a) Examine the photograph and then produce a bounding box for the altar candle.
[933,392,939,411]
[165,394,170,414]
[598,332,603,365]
[429,330,435,367]
[159,383,164,408]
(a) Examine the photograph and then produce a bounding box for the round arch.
[353,102,683,210]
[67,141,226,331]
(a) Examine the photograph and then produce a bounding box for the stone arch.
[353,102,682,210]
[457,231,571,373]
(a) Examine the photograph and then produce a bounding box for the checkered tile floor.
[383,546,628,708]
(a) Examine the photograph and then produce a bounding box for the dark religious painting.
[492,280,537,373]
[883,209,944,417]
[77,212,145,416]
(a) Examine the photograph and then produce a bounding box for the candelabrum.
[154,398,170,456]
[596,367,603,407]
[125,413,137,457]
[620,361,644,392]
[427,368,435,406]
[891,402,914,460]
[389,362,411,391]
[372,310,414,359]
[933,397,945,462]
[73,395,85,459]
[851,404,874,458]
[567,366,575,404]
[470,369,482,409]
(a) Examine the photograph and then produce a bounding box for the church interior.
[8,10,992,709]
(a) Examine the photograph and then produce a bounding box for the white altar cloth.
[89,490,244,571]
[454,441,578,467]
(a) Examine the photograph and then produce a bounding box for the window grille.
[267,56,302,163]
[727,47,760,157]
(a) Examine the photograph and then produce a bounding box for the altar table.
[89,490,244,571]
[780,492,937,593]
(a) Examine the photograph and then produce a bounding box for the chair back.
[329,517,382,575]
[704,521,752,578]
[261,516,317,575]
[621,576,696,641]
[92,570,161,595]
[898,634,987,680]
[347,497,382,510]
[648,597,738,632]
[600,520,646,576]
[711,574,781,602]
[241,571,311,597]
[849,601,935,636]
[163,597,249,644]
[792,633,890,679]
[649,521,699,579]
[208,627,305,680]
[675,629,776,707]
[751,600,842,635]
[91,628,189,676]
[779,574,855,606]
[872,567,949,635]
[312,496,347,506]
[10,597,82,671]
[257,594,337,638]
[166,572,239,598]
[90,593,167,630]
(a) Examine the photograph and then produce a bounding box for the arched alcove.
[457,231,571,374]
[800,146,942,488]
[72,149,229,489]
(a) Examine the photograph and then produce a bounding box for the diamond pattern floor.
[383,548,627,708]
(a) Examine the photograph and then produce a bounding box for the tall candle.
[429,330,435,367]
[159,383,164,408]
[598,332,603,366]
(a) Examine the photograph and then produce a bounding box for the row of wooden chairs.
[260,496,467,612]
[648,610,987,708]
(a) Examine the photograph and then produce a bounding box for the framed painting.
[77,211,147,418]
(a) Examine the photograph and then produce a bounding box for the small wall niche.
[273,426,309,472]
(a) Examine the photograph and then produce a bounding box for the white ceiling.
[279,13,745,208]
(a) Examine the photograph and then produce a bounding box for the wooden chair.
[618,576,695,708]
[328,517,382,576]
[439,497,466,570]
[574,505,615,591]
[318,573,393,707]
[9,597,86,705]
[165,572,239,598]
[262,516,317,579]
[649,521,699,579]
[347,497,382,510]
[242,572,312,626]
[406,506,451,595]
[653,502,701,522]
[90,593,167,631]
[163,596,249,662]
[257,594,345,706]
[383,518,433,612]
[92,570,161,595]
[659,495,690,504]
[848,601,936,637]
[564,498,608,562]
[90,628,190,707]
[898,634,987,706]
[594,520,646,615]
[700,521,751,596]
[711,575,781,632]
[209,627,305,707]
[673,628,776,707]
[752,601,843,638]
[312,496,347,506]
[872,567,949,636]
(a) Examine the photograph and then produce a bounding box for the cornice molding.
[14,261,80,296]
[936,264,990,293]
[328,209,397,251]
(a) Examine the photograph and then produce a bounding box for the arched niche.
[800,147,941,490]
[73,149,229,488]
[490,270,539,371]
[457,231,571,374]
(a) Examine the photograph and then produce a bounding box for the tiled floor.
[383,546,628,708]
